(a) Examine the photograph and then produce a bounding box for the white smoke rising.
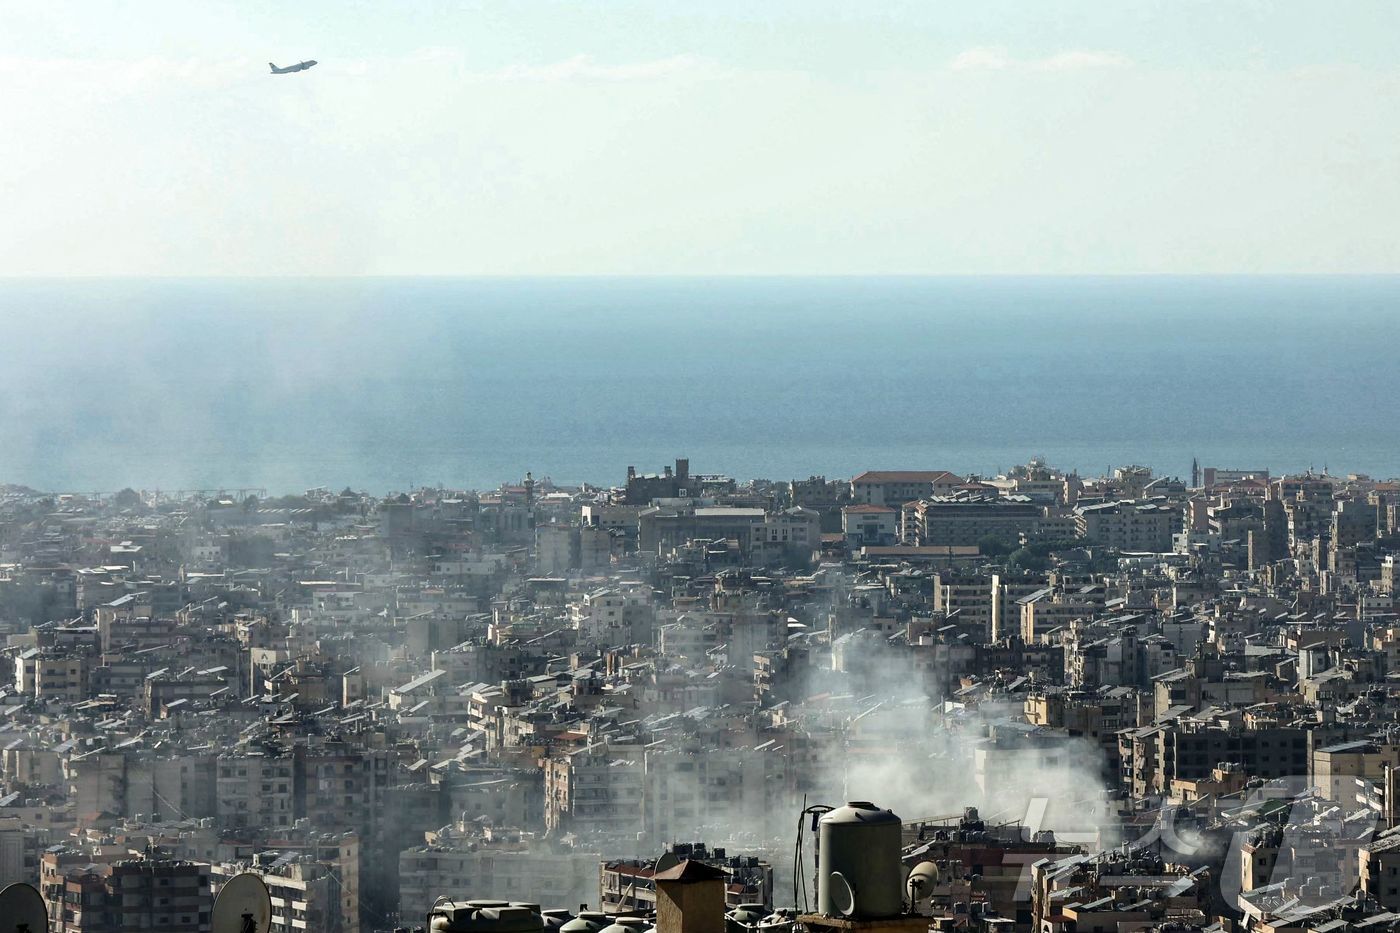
[629,625,1116,908]
[806,633,1114,843]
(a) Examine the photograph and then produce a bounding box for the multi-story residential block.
[42,852,210,933]
[543,745,644,837]
[216,748,296,830]
[850,471,961,507]
[1074,500,1176,551]
[14,650,88,702]
[211,845,360,933]
[912,494,1042,548]
[0,815,45,887]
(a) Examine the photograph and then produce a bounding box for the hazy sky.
[4,1,1400,275]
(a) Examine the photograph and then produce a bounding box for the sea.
[0,276,1395,495]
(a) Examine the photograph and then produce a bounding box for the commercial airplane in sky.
[269,60,317,74]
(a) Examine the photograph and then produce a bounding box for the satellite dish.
[212,873,273,933]
[906,862,940,911]
[0,883,47,933]
[828,872,856,917]
[653,852,681,874]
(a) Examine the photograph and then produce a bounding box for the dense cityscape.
[3,456,1400,933]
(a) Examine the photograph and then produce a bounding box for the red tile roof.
[852,471,958,484]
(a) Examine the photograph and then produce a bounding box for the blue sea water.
[0,276,1395,494]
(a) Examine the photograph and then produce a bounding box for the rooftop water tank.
[727,903,767,932]
[597,922,635,933]
[817,801,902,919]
[559,911,609,933]
[430,902,545,933]
[542,910,575,932]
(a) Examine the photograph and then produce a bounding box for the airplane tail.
[268,62,277,72]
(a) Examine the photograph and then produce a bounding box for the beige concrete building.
[216,749,296,829]
[0,815,45,887]
[1311,740,1400,806]
[543,744,645,836]
[211,848,360,933]
[1074,500,1176,551]
[14,650,88,702]
[850,470,961,507]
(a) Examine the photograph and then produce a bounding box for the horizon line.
[6,272,1400,282]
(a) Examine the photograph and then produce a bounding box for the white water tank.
[817,801,902,919]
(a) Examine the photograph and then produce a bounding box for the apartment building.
[42,853,210,933]
[217,749,296,830]
[14,650,88,702]
[912,494,1042,548]
[0,815,44,887]
[1074,500,1176,552]
[543,746,644,836]
[850,470,961,507]
[642,746,785,846]
[211,850,359,933]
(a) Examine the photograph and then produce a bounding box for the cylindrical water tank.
[598,922,636,933]
[430,902,546,933]
[817,801,902,919]
[559,916,604,933]
[727,903,767,933]
[542,910,575,931]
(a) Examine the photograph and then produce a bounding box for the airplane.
[269,60,317,74]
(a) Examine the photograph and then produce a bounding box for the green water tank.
[816,801,902,919]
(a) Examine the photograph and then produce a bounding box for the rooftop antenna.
[212,873,273,933]
[0,882,47,933]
